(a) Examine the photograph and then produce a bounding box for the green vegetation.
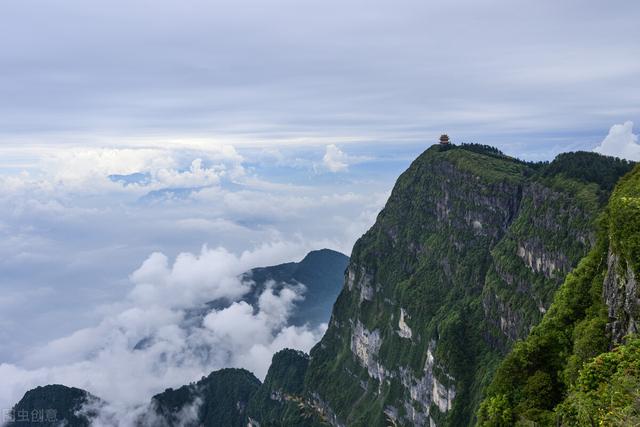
[608,166,640,273]
[478,164,640,426]
[558,338,640,426]
[440,144,526,183]
[541,151,634,193]
[302,145,634,426]
[7,384,98,427]
[458,143,509,158]
[477,244,609,425]
[247,349,327,426]
[479,338,640,427]
[152,368,261,427]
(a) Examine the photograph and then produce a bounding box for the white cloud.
[0,242,325,423]
[0,141,392,424]
[48,148,175,187]
[1,145,246,197]
[593,121,640,161]
[200,282,317,377]
[322,144,350,172]
[152,158,221,189]
[125,242,310,310]
[128,247,249,309]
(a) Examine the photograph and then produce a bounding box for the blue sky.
[0,0,639,419]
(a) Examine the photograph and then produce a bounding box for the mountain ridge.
[478,162,640,426]
[299,144,633,426]
[7,144,638,427]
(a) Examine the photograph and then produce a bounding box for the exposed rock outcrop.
[604,248,640,344]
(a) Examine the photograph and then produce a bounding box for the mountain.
[478,163,640,426]
[134,248,348,351]
[214,248,350,327]
[246,349,326,426]
[7,249,348,427]
[150,350,329,427]
[3,355,311,427]
[5,384,101,427]
[290,145,632,426]
[149,368,261,427]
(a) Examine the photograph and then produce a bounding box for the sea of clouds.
[0,143,392,419]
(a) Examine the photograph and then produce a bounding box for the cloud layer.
[0,143,392,363]
[0,1,639,159]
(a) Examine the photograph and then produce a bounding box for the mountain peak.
[6,384,99,427]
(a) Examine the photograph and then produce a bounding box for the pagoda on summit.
[439,134,450,145]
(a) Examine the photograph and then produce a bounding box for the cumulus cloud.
[593,121,640,161]
[128,248,249,309]
[322,144,350,172]
[0,242,325,423]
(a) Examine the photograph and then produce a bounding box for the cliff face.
[603,169,640,345]
[482,179,597,346]
[603,250,639,344]
[478,164,640,426]
[299,145,630,427]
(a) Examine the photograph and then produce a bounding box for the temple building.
[439,134,450,145]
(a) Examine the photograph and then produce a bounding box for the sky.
[1,0,640,160]
[0,0,640,421]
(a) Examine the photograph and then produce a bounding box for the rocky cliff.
[298,145,632,426]
[478,163,640,426]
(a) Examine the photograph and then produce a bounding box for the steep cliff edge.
[300,145,632,427]
[478,164,640,426]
